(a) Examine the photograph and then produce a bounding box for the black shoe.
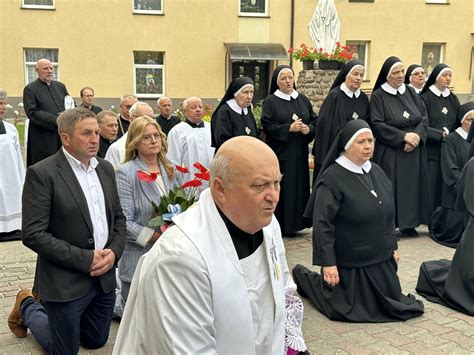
[400,228,418,237]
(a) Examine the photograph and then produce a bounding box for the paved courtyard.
[2,227,474,354]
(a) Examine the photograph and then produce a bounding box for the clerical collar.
[429,84,450,98]
[274,89,299,101]
[226,98,248,115]
[340,82,361,98]
[381,82,406,95]
[62,147,99,171]
[185,119,204,128]
[80,103,92,110]
[100,135,115,144]
[336,154,372,174]
[159,114,172,121]
[408,84,422,94]
[216,205,264,260]
[455,126,468,140]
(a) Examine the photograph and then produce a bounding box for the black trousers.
[21,278,115,355]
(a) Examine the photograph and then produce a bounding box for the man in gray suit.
[7,107,126,354]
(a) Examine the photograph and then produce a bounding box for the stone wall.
[297,69,340,114]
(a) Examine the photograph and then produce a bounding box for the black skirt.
[293,259,424,322]
[429,206,464,248]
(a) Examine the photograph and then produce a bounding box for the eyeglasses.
[142,133,161,144]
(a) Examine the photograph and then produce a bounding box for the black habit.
[370,83,431,230]
[262,66,316,235]
[416,157,474,315]
[23,78,69,166]
[156,114,181,136]
[421,89,460,212]
[293,161,424,322]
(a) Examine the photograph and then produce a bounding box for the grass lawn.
[16,124,25,145]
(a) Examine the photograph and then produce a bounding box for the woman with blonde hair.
[115,115,176,314]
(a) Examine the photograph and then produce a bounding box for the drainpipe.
[290,0,295,67]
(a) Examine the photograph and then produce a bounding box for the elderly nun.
[369,56,431,237]
[404,64,426,94]
[211,76,258,151]
[421,64,461,216]
[261,65,317,236]
[293,119,424,322]
[312,60,369,179]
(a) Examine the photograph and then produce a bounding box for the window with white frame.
[24,48,59,85]
[132,0,163,14]
[22,0,54,9]
[421,43,444,75]
[239,0,268,17]
[133,51,165,98]
[346,41,369,79]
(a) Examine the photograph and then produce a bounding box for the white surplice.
[113,188,295,355]
[0,121,25,232]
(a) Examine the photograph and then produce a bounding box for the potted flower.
[287,43,318,70]
[288,42,356,70]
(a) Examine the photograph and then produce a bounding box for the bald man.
[114,136,306,355]
[23,58,71,166]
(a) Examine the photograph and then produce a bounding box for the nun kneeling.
[293,120,424,322]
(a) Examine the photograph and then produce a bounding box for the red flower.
[176,165,189,173]
[137,170,158,182]
[193,162,208,173]
[181,179,203,189]
[195,171,210,181]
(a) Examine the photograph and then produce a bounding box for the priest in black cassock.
[421,64,460,215]
[261,65,317,236]
[155,97,181,136]
[404,64,425,94]
[211,76,258,151]
[369,56,431,237]
[312,60,369,180]
[293,119,424,322]
[430,102,474,247]
[416,139,474,315]
[23,58,71,166]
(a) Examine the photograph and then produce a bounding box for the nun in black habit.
[416,137,474,315]
[210,76,258,151]
[430,102,474,247]
[369,56,431,237]
[404,64,425,94]
[312,60,369,179]
[293,120,424,322]
[421,64,461,213]
[261,65,317,236]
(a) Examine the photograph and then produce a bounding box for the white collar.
[274,89,299,101]
[455,126,468,140]
[340,82,361,98]
[408,84,422,94]
[335,154,372,174]
[62,147,99,171]
[429,84,450,98]
[381,82,406,96]
[226,98,248,115]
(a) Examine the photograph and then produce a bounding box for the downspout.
[290,0,295,67]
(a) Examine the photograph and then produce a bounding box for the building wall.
[1,0,472,107]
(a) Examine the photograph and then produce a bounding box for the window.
[346,41,369,79]
[133,51,165,98]
[239,0,268,17]
[132,0,163,14]
[24,48,59,85]
[22,0,54,9]
[421,43,444,75]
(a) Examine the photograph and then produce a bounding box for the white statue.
[308,0,340,54]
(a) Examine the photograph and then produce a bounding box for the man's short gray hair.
[129,101,153,118]
[57,107,97,135]
[182,96,201,110]
[96,110,117,125]
[120,94,137,105]
[157,96,171,107]
[210,152,233,187]
[0,89,7,100]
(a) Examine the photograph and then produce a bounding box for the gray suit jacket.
[116,157,176,283]
[22,150,126,302]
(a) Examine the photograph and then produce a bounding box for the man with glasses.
[117,95,138,139]
[79,87,103,114]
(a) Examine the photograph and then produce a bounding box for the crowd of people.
[1,54,473,353]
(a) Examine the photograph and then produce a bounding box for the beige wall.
[1,0,472,102]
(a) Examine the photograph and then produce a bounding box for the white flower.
[17,102,24,107]
[5,104,12,109]
[110,105,115,110]
[14,110,19,116]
